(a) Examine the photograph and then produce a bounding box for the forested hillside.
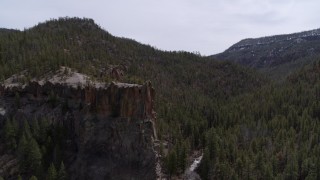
[213,28,320,80]
[0,17,265,179]
[0,17,319,180]
[197,61,320,179]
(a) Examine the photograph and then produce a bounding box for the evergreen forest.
[0,17,320,179]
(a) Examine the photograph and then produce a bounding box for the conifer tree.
[263,162,273,180]
[47,163,57,180]
[57,162,67,180]
[15,92,21,108]
[29,175,38,180]
[39,118,49,143]
[23,119,32,139]
[31,118,40,140]
[198,148,210,179]
[4,118,17,149]
[166,149,177,176]
[236,157,243,178]
[306,159,317,180]
[17,133,28,171]
[26,137,42,173]
[284,153,298,180]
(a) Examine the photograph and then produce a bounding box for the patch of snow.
[114,82,141,88]
[184,154,203,180]
[295,38,304,43]
[189,154,203,171]
[0,107,6,116]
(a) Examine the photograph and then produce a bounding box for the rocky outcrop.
[0,68,157,180]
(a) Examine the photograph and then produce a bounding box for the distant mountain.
[0,28,18,33]
[212,28,320,79]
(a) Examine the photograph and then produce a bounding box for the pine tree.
[17,175,23,180]
[57,162,67,180]
[29,175,38,180]
[15,92,20,108]
[47,163,57,180]
[26,137,42,173]
[207,130,218,161]
[48,90,57,107]
[17,133,28,171]
[284,153,298,180]
[198,148,210,179]
[12,118,19,137]
[39,118,49,143]
[306,158,317,180]
[263,162,273,180]
[236,157,243,178]
[4,118,17,149]
[179,142,187,171]
[301,158,310,179]
[255,152,264,173]
[53,144,62,165]
[23,119,32,139]
[244,156,252,180]
[166,149,177,176]
[31,118,40,140]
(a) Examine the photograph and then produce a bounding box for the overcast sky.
[1,0,320,55]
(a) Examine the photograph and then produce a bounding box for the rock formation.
[0,67,157,180]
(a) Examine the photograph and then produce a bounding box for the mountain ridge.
[212,27,320,79]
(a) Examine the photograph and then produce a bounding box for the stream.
[0,107,6,116]
[184,153,203,180]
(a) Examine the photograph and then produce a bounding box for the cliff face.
[0,68,157,180]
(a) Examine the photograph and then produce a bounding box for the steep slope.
[196,59,320,180]
[0,18,265,108]
[0,67,157,179]
[213,28,320,79]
